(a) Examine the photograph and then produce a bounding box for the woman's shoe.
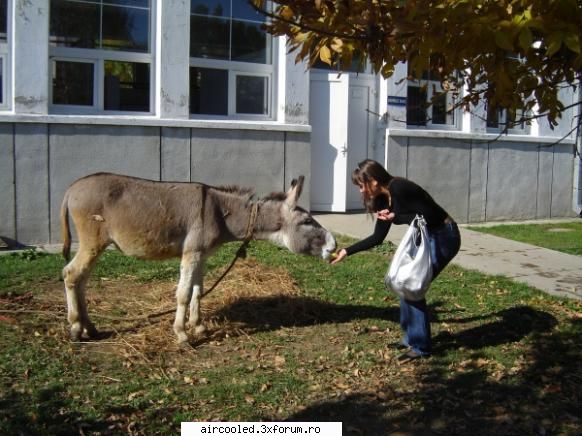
[390,341,409,350]
[397,349,427,363]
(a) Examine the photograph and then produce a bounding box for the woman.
[331,159,461,362]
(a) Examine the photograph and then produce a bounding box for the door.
[309,72,349,212]
[346,80,375,209]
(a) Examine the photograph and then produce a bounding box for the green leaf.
[563,34,581,54]
[495,30,515,51]
[546,33,563,57]
[518,27,533,51]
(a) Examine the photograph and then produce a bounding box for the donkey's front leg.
[187,260,205,335]
[173,251,199,344]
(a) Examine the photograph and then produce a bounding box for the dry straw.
[2,259,304,359]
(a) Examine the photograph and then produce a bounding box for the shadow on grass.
[212,297,555,348]
[433,305,558,352]
[0,386,112,435]
[284,306,582,436]
[212,294,400,329]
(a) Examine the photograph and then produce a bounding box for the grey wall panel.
[0,124,15,243]
[190,129,285,197]
[161,127,190,182]
[284,132,311,210]
[406,137,471,223]
[385,136,408,177]
[468,141,489,223]
[537,145,554,219]
[551,144,575,217]
[49,124,161,243]
[486,142,539,220]
[14,124,49,244]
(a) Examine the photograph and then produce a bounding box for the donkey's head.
[261,176,336,260]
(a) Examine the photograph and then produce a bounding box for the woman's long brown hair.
[351,159,393,213]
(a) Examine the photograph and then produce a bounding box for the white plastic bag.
[384,215,433,301]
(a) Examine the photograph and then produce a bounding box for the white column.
[470,100,488,134]
[284,47,310,124]
[12,0,49,114]
[156,0,190,119]
[385,62,408,129]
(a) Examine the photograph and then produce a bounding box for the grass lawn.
[468,221,582,256]
[1,237,581,435]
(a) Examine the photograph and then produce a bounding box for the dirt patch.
[1,259,329,358]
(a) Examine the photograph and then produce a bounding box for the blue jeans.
[400,222,461,355]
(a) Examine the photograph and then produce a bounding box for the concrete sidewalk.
[315,213,582,301]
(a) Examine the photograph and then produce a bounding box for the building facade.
[0,1,580,246]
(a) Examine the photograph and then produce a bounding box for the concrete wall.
[0,123,310,246]
[385,133,577,223]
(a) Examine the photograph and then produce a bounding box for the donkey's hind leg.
[62,246,104,341]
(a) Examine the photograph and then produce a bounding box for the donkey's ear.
[286,176,304,207]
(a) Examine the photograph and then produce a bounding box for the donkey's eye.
[301,218,314,225]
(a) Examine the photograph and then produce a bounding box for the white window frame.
[406,78,459,130]
[48,0,156,115]
[229,70,271,119]
[189,2,275,120]
[0,0,11,111]
[49,56,98,112]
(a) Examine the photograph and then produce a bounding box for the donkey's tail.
[60,191,72,262]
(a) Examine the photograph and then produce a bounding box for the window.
[0,0,9,108]
[49,0,153,113]
[406,66,457,128]
[312,51,371,75]
[486,104,528,134]
[189,0,273,118]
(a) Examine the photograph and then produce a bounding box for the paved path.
[315,213,582,301]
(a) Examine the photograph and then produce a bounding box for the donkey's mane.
[212,184,255,199]
[261,192,287,202]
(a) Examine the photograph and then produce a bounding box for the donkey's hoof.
[84,324,99,339]
[176,331,190,344]
[186,321,207,335]
[70,330,83,342]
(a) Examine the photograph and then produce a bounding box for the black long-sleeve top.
[344,177,451,256]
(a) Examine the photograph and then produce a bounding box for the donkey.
[60,173,336,343]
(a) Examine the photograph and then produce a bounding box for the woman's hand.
[375,209,395,221]
[330,248,347,265]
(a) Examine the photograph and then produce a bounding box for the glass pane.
[406,86,427,126]
[431,92,448,125]
[233,1,265,22]
[191,0,229,18]
[104,0,149,7]
[50,0,99,48]
[102,5,150,52]
[486,105,500,128]
[236,75,268,115]
[52,61,94,106]
[190,67,228,115]
[0,0,7,41]
[312,52,366,73]
[0,58,3,104]
[104,61,150,112]
[190,15,229,59]
[231,21,267,63]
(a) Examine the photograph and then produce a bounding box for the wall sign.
[387,96,407,107]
